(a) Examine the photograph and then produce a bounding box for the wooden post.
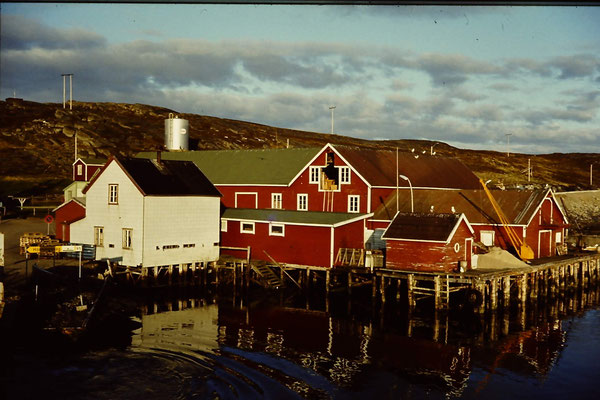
[407,275,415,309]
[503,277,511,308]
[372,275,378,299]
[434,276,441,309]
[490,278,499,310]
[381,276,387,304]
[347,272,353,295]
[519,274,528,306]
[433,311,440,342]
[530,272,538,299]
[306,268,311,291]
[476,281,485,314]
[325,269,331,295]
[396,279,402,301]
[168,265,173,286]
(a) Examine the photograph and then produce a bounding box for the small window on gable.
[108,184,118,204]
[297,193,308,211]
[271,193,282,209]
[241,222,255,234]
[339,166,350,184]
[269,223,285,237]
[309,166,320,184]
[77,164,83,175]
[348,195,360,213]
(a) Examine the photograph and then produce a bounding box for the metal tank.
[164,113,189,150]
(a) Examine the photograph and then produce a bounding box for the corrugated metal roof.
[382,212,461,241]
[137,148,321,185]
[118,157,222,197]
[334,145,481,189]
[373,189,549,225]
[222,208,370,226]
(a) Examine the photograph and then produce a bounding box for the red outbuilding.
[220,208,372,268]
[72,157,106,182]
[52,198,86,242]
[382,212,475,272]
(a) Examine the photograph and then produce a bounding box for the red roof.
[333,145,481,189]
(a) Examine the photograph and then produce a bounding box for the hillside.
[1,98,598,197]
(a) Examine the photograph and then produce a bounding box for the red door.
[539,231,551,258]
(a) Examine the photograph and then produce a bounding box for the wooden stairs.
[335,248,365,267]
[251,263,284,289]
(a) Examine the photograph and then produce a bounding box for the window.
[480,231,494,247]
[297,193,308,211]
[271,193,282,209]
[348,195,360,213]
[183,243,196,248]
[108,184,118,204]
[77,164,83,175]
[94,226,104,247]
[162,244,180,250]
[269,223,285,237]
[339,166,351,184]
[555,232,562,243]
[309,166,320,184]
[241,222,255,234]
[221,220,228,232]
[122,228,133,249]
[454,242,461,253]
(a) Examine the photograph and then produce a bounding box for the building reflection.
[132,285,599,396]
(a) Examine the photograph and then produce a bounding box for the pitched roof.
[333,145,481,189]
[84,157,221,197]
[222,208,371,227]
[137,148,321,185]
[373,188,551,225]
[75,157,107,165]
[382,212,464,242]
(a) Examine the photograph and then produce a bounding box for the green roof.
[222,208,371,227]
[137,148,320,185]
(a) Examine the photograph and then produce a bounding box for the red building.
[220,208,371,268]
[52,198,86,242]
[374,189,569,259]
[72,157,105,182]
[382,213,475,272]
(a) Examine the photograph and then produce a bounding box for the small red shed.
[73,158,106,182]
[382,212,475,272]
[53,198,86,242]
[220,208,371,268]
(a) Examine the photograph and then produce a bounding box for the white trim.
[538,229,552,258]
[445,214,474,244]
[367,186,372,213]
[339,166,351,184]
[297,193,308,211]
[327,144,371,188]
[220,219,228,232]
[309,166,320,184]
[381,212,473,244]
[234,192,258,208]
[240,221,255,234]
[52,198,86,212]
[269,223,285,237]
[330,227,334,269]
[288,144,330,186]
[271,193,282,209]
[454,242,461,253]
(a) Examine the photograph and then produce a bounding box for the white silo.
[164,113,189,150]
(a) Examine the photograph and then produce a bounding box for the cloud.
[0,14,106,50]
[416,53,502,87]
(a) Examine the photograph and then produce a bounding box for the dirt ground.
[0,217,81,296]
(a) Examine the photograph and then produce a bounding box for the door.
[465,238,473,268]
[538,230,552,258]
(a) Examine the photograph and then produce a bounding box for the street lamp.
[430,142,440,155]
[399,174,414,213]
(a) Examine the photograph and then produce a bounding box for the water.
[3,286,600,399]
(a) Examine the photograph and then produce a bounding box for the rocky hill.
[1,98,598,197]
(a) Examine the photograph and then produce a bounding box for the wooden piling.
[434,276,441,309]
[490,279,499,310]
[407,275,415,309]
[503,277,511,308]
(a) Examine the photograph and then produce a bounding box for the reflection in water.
[129,285,600,398]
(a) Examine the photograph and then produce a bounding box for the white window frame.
[480,230,495,247]
[309,166,320,184]
[77,164,83,176]
[108,184,119,205]
[269,223,285,237]
[221,220,228,232]
[241,222,255,234]
[555,231,562,243]
[297,193,308,211]
[122,228,133,249]
[339,166,351,184]
[94,226,104,247]
[271,193,282,209]
[348,195,360,213]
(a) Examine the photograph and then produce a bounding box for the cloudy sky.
[2,3,600,154]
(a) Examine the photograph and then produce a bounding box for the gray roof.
[382,213,463,242]
[222,208,371,227]
[137,148,320,185]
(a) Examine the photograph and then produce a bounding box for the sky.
[1,3,600,154]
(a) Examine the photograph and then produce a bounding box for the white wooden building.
[69,156,222,268]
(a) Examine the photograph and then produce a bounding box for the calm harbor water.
[3,284,600,399]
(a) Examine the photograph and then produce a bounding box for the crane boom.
[480,179,534,261]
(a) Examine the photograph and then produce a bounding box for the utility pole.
[61,74,73,110]
[329,105,336,134]
[505,133,512,157]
